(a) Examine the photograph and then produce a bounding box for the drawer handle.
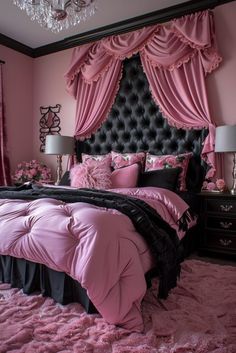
[219,239,232,247]
[220,221,232,229]
[220,205,233,212]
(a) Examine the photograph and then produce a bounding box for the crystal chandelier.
[13,0,97,33]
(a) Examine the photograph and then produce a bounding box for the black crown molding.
[0,0,234,58]
[0,33,34,57]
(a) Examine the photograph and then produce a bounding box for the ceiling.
[0,0,196,49]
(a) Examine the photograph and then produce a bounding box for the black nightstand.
[198,192,236,258]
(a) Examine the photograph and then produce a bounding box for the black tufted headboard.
[76,54,208,192]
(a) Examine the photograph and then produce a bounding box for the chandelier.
[13,0,97,33]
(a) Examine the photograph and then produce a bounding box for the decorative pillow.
[138,167,182,191]
[111,163,140,189]
[111,151,146,170]
[82,153,112,168]
[70,160,112,189]
[145,152,192,191]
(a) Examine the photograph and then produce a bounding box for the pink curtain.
[0,63,11,185]
[65,10,222,177]
[65,27,156,139]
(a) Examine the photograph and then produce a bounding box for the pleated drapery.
[65,10,222,178]
[0,63,11,185]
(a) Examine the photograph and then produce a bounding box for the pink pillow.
[82,153,111,168]
[111,151,146,170]
[70,160,111,189]
[111,163,140,189]
[145,152,192,191]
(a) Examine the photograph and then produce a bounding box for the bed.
[0,54,208,332]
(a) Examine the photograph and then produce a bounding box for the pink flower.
[165,156,176,167]
[216,178,226,191]
[206,182,216,191]
[12,160,51,184]
[30,168,37,176]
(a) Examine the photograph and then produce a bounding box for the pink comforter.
[0,187,193,332]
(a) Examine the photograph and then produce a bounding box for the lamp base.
[55,155,63,186]
[230,152,236,196]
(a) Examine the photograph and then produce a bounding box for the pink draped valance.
[65,10,222,178]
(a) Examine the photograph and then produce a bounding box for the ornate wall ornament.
[39,104,61,152]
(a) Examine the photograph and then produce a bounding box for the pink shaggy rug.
[0,259,236,353]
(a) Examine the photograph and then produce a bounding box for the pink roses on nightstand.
[215,178,226,191]
[202,178,226,192]
[13,160,52,184]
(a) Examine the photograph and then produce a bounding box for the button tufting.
[80,54,208,172]
[128,119,137,129]
[99,134,107,143]
[104,120,113,130]
[94,145,101,153]
[134,129,143,140]
[140,117,150,128]
[122,131,131,142]
[110,132,118,142]
[124,82,133,94]
[116,95,126,107]
[128,93,138,105]
[135,78,145,90]
[116,120,125,130]
[128,142,138,152]
[123,107,132,118]
[113,144,124,152]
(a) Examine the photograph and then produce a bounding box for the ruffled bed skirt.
[0,255,97,314]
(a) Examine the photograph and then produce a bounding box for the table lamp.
[215,125,236,195]
[45,135,74,185]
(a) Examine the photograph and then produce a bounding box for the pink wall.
[207,1,236,188]
[1,1,236,186]
[0,44,33,174]
[32,48,75,176]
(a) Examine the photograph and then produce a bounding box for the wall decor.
[39,104,61,152]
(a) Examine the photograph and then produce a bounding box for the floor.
[189,252,236,267]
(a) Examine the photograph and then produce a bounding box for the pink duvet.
[0,187,194,332]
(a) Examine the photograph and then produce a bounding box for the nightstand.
[198,192,236,258]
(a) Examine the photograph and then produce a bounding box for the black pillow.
[59,171,70,186]
[138,167,182,191]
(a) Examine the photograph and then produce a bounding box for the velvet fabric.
[0,64,11,186]
[145,152,192,191]
[139,167,182,191]
[111,163,140,189]
[65,10,222,178]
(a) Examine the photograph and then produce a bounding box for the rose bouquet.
[202,178,227,192]
[12,160,52,184]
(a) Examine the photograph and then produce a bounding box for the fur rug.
[0,259,235,353]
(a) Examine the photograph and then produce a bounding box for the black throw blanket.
[0,184,186,299]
